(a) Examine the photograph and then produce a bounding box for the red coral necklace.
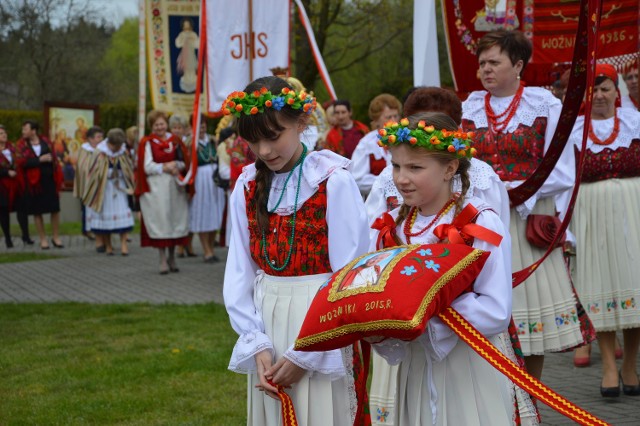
[485,82,525,134]
[404,198,456,244]
[589,111,620,146]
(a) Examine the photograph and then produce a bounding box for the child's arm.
[223,176,272,374]
[424,209,513,361]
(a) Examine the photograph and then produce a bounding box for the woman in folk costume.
[222,76,371,426]
[189,115,225,263]
[461,30,584,380]
[371,112,514,425]
[135,110,191,275]
[83,128,135,256]
[0,125,19,248]
[569,64,640,397]
[351,94,401,197]
[15,120,64,250]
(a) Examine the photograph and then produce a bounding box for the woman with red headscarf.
[569,64,640,398]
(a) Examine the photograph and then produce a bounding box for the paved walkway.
[1,236,639,425]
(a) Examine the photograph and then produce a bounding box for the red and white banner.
[205,0,291,112]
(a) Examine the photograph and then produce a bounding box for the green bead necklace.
[261,144,307,271]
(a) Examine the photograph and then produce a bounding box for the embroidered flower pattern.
[376,407,390,422]
[424,260,440,273]
[418,248,433,257]
[400,265,417,276]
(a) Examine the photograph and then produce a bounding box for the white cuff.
[228,331,274,374]
[153,164,163,175]
[423,318,458,362]
[283,346,346,380]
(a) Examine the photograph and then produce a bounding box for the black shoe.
[5,239,13,249]
[52,240,64,249]
[22,237,35,245]
[622,376,640,396]
[601,380,620,398]
[204,255,220,263]
[169,266,180,273]
[96,246,106,253]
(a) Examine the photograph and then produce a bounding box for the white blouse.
[365,158,510,228]
[223,149,371,376]
[371,196,512,363]
[350,130,391,195]
[463,87,575,219]
[569,107,640,153]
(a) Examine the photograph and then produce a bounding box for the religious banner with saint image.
[146,0,208,114]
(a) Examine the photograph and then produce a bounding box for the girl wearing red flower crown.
[370,112,514,425]
[461,30,584,380]
[222,76,371,426]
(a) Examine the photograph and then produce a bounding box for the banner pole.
[248,0,254,81]
[138,0,147,139]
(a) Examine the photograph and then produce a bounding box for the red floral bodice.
[245,180,332,277]
[462,117,547,182]
[582,139,640,183]
[369,154,387,176]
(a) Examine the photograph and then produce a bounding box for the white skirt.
[573,177,640,331]
[189,163,225,233]
[511,197,583,355]
[139,173,189,239]
[86,177,134,232]
[369,353,398,425]
[247,273,355,426]
[396,335,514,426]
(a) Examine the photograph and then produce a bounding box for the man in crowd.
[324,99,369,159]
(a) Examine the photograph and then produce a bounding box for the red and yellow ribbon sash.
[268,381,299,426]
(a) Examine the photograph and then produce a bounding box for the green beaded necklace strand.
[261,144,307,271]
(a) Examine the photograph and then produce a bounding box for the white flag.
[206,0,291,112]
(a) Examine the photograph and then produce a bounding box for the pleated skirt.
[86,178,134,233]
[511,197,583,355]
[248,273,355,426]
[396,336,514,426]
[189,163,225,233]
[369,352,398,425]
[573,178,640,331]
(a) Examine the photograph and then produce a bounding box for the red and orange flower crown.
[221,87,317,117]
[377,118,476,159]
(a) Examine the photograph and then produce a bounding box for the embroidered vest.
[582,139,640,183]
[149,139,179,163]
[462,117,547,182]
[245,180,332,277]
[369,154,387,176]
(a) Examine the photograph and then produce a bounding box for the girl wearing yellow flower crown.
[222,76,371,426]
[370,111,514,425]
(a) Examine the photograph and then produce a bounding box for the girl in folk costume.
[351,94,401,197]
[371,112,514,425]
[15,120,64,250]
[569,64,640,397]
[366,91,537,425]
[135,110,192,275]
[0,125,19,248]
[461,30,584,380]
[83,128,135,256]
[222,76,371,426]
[189,115,225,263]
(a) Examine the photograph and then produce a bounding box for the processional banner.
[441,0,639,93]
[205,0,291,113]
[146,0,207,114]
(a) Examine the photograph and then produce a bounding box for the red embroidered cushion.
[294,243,489,352]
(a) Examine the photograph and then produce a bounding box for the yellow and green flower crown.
[221,87,317,117]
[377,118,476,159]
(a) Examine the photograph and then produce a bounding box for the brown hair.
[237,76,306,233]
[403,87,462,124]
[476,30,532,74]
[393,112,471,227]
[368,93,402,124]
[106,128,126,148]
[146,110,169,129]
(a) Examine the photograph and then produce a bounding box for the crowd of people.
[0,27,638,426]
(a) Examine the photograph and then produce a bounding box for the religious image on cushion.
[295,243,490,352]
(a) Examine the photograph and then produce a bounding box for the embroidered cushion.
[294,243,489,352]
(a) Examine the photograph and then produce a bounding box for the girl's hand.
[254,350,279,400]
[265,358,306,388]
[8,170,16,178]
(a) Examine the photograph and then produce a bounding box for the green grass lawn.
[0,253,62,264]
[0,303,246,425]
